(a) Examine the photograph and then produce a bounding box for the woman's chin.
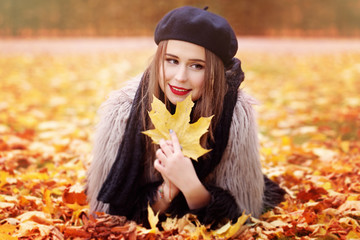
[166,94,190,105]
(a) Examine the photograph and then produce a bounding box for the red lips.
[169,84,191,96]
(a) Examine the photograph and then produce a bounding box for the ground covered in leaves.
[0,39,360,239]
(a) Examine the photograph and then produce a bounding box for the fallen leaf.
[297,186,328,203]
[62,183,87,205]
[223,213,249,238]
[0,223,17,239]
[16,220,63,239]
[64,226,92,238]
[313,148,338,162]
[346,230,360,239]
[338,201,360,212]
[0,233,17,240]
[147,204,159,233]
[0,171,9,188]
[17,211,53,225]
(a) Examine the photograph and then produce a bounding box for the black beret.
[154,6,238,67]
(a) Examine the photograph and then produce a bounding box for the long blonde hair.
[140,40,228,163]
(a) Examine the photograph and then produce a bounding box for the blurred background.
[0,2,360,238]
[1,0,360,38]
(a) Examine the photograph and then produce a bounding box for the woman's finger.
[154,160,173,191]
[169,129,182,152]
[159,139,173,156]
[165,140,174,152]
[154,159,165,173]
[156,148,166,162]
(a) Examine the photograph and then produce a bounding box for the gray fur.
[86,75,264,217]
[86,78,139,214]
[210,91,264,217]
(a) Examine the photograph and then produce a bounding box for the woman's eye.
[191,64,204,70]
[166,58,178,64]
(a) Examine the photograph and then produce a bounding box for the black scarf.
[97,58,244,215]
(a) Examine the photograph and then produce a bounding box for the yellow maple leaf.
[143,95,213,160]
[212,213,249,239]
[147,204,159,231]
[137,204,160,235]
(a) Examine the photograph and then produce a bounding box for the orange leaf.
[62,183,87,205]
[0,233,17,240]
[17,221,52,238]
[64,226,92,238]
[297,186,328,203]
[17,211,53,225]
[0,171,9,188]
[42,189,54,214]
[0,223,17,239]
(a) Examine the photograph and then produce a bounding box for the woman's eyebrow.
[165,53,205,63]
[190,58,205,63]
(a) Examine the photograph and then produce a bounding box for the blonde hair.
[141,40,228,163]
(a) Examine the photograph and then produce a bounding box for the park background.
[1,0,360,37]
[0,0,360,239]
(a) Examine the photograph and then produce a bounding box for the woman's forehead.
[166,40,205,61]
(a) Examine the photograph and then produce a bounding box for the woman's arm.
[151,183,172,213]
[164,184,240,228]
[153,131,211,210]
[153,131,243,227]
[181,178,211,209]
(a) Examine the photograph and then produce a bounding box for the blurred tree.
[0,0,359,37]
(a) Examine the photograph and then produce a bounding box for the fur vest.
[86,75,265,218]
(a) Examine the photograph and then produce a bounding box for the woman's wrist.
[152,183,171,213]
[162,182,178,203]
[158,183,171,203]
[158,183,165,200]
[182,179,211,210]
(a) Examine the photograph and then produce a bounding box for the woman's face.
[159,40,206,105]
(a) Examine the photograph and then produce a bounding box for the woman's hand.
[154,130,197,194]
[154,137,181,202]
[154,130,210,209]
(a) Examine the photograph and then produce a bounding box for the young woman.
[86,6,285,228]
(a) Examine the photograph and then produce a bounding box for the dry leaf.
[16,220,63,239]
[146,204,159,234]
[0,223,17,240]
[143,94,213,160]
[212,213,249,239]
[62,183,87,205]
[17,211,53,225]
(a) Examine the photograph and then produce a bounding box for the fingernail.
[169,129,173,133]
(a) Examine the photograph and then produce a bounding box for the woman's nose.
[174,65,187,82]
